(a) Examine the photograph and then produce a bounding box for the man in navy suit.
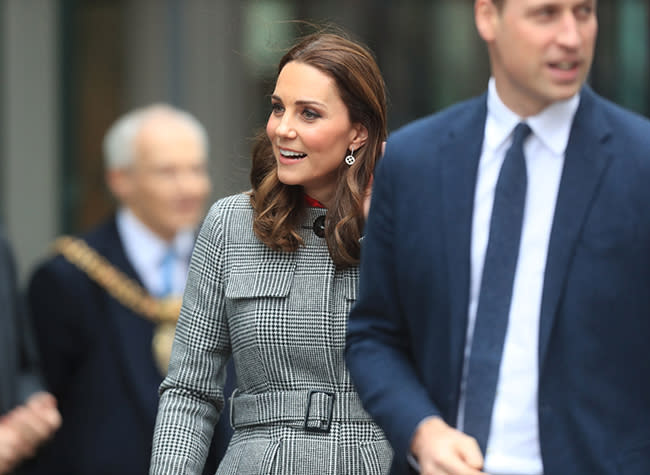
[347,1,650,474]
[26,104,233,474]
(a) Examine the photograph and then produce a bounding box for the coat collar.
[101,219,164,425]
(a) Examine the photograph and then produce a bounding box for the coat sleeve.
[15,290,44,403]
[27,253,91,399]
[345,140,442,467]
[150,202,231,475]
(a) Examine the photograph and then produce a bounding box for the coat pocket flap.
[225,261,296,299]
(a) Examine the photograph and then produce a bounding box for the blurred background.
[1,0,649,278]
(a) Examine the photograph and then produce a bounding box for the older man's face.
[123,115,211,241]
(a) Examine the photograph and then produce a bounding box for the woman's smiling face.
[266,60,365,207]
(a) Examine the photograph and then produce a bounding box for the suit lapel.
[101,221,162,424]
[440,96,488,407]
[538,87,613,369]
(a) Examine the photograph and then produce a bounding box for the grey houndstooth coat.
[150,193,392,474]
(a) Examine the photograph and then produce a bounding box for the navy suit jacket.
[0,226,45,475]
[0,226,42,415]
[26,218,233,475]
[346,87,650,475]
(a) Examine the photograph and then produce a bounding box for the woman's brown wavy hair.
[249,31,388,269]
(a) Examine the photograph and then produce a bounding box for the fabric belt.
[229,389,372,433]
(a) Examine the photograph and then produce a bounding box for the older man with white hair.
[26,104,232,475]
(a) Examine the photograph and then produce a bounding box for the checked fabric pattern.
[150,193,392,475]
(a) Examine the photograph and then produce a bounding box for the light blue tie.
[160,248,175,297]
[463,122,531,454]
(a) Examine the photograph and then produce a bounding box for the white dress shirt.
[457,78,579,474]
[116,208,195,297]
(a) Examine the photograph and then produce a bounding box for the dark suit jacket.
[346,86,650,475]
[26,217,233,475]
[0,226,41,414]
[0,226,44,475]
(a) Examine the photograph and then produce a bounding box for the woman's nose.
[274,114,297,139]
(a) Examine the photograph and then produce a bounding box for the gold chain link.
[53,236,182,323]
[53,236,183,374]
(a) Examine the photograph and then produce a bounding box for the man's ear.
[475,0,499,42]
[350,124,369,150]
[106,169,131,202]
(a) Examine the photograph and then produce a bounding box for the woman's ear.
[350,124,369,150]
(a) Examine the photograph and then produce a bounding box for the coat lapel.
[101,221,162,424]
[538,87,613,369]
[440,95,488,407]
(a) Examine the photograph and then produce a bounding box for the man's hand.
[0,420,22,474]
[410,416,486,475]
[0,392,61,474]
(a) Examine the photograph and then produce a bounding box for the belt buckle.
[304,390,335,433]
[228,387,240,430]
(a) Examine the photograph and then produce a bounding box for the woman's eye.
[303,109,320,120]
[271,103,284,114]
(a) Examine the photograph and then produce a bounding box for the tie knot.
[512,122,532,146]
[161,247,175,266]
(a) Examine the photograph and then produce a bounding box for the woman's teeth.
[280,150,307,159]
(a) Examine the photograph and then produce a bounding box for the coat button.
[313,215,326,238]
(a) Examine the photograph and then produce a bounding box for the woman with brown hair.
[150,30,390,474]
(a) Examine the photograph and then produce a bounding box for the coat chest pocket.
[224,262,295,325]
[338,267,359,316]
[225,261,296,300]
[578,215,639,256]
[224,262,296,352]
[577,184,642,257]
[344,269,358,301]
[345,276,358,310]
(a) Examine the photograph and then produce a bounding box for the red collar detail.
[304,194,326,208]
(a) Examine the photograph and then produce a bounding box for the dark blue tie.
[463,122,531,454]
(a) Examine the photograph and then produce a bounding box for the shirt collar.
[486,77,580,156]
[116,207,195,267]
